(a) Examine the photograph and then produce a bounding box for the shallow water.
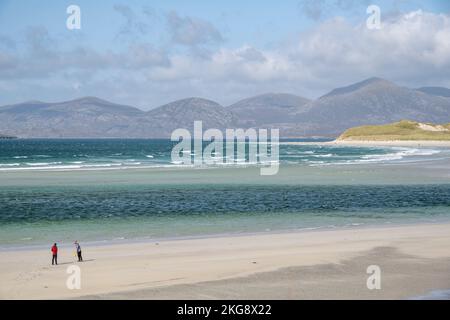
[1,184,450,246]
[1,139,449,247]
[410,289,450,300]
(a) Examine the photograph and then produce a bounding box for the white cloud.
[166,11,224,47]
[114,4,149,37]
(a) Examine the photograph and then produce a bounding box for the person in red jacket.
[51,243,58,265]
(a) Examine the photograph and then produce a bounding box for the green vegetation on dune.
[338,120,450,141]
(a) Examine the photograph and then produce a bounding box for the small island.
[0,134,17,140]
[332,120,450,147]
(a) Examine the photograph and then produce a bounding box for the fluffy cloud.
[291,10,450,87]
[166,11,224,47]
[114,4,150,37]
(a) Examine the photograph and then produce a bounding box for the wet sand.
[91,246,450,300]
[1,223,450,300]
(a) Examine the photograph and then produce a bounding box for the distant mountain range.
[1,77,450,138]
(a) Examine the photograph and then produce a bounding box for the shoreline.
[284,140,450,147]
[1,219,449,252]
[1,222,450,299]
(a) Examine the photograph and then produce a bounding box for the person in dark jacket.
[74,241,83,262]
[51,243,58,265]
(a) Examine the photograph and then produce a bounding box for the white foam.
[124,162,142,165]
[313,153,334,158]
[25,162,62,166]
[0,165,82,171]
[410,289,450,300]
[322,147,443,166]
[85,163,121,168]
[0,163,20,167]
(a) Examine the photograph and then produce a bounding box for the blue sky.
[0,0,449,108]
[1,0,448,49]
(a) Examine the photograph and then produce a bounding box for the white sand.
[330,140,450,147]
[1,223,450,299]
[285,140,450,147]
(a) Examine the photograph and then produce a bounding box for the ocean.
[0,138,444,170]
[1,139,449,247]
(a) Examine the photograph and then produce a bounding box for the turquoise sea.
[1,139,450,247]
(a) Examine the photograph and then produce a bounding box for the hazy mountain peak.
[301,77,450,136]
[51,97,145,116]
[320,77,393,99]
[173,97,221,106]
[230,93,310,107]
[416,87,450,98]
[69,96,107,103]
[229,93,311,126]
[62,96,125,106]
[22,100,45,104]
[145,97,235,136]
[151,97,223,113]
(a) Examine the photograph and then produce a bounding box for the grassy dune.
[338,120,450,141]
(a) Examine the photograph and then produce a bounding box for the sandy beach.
[285,140,450,147]
[1,222,450,300]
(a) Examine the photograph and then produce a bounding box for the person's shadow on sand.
[53,259,96,266]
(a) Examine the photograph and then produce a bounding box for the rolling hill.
[0,97,146,138]
[146,98,237,137]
